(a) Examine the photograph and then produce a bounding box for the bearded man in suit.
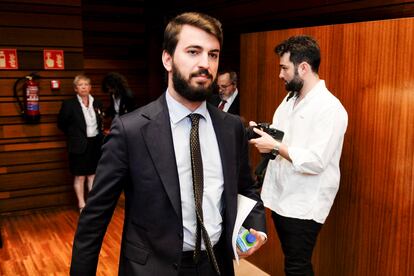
[70,12,267,276]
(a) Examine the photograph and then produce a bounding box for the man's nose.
[198,53,210,68]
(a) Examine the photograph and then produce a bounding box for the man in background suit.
[209,70,240,115]
[70,12,266,276]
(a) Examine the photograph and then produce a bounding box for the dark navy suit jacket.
[70,93,266,276]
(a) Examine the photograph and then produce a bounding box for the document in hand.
[232,194,257,264]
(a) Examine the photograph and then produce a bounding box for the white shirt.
[112,94,120,116]
[220,89,238,112]
[166,91,224,251]
[77,94,99,138]
[261,80,348,223]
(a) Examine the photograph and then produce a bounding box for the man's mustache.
[190,69,213,80]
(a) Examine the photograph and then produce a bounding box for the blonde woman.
[58,75,104,213]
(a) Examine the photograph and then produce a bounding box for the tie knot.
[188,113,202,127]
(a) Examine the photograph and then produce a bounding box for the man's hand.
[248,122,290,161]
[237,228,267,259]
[248,127,277,154]
[248,121,258,127]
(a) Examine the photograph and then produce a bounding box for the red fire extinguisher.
[13,73,41,123]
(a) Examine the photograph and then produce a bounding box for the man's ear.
[162,50,172,72]
[298,62,310,76]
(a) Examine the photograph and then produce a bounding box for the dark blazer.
[57,97,103,154]
[208,92,240,115]
[70,93,266,276]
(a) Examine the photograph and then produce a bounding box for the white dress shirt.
[261,80,348,223]
[77,94,98,138]
[220,89,238,113]
[166,91,224,251]
[112,94,120,116]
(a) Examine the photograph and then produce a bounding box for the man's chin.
[191,81,211,89]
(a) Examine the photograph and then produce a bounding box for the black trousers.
[178,250,218,276]
[272,212,323,276]
[178,237,233,276]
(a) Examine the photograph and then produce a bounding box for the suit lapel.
[141,95,182,220]
[208,104,239,241]
[208,105,237,200]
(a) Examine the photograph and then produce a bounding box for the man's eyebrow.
[185,45,203,50]
[185,45,220,52]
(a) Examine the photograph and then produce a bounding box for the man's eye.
[209,53,218,59]
[188,50,198,55]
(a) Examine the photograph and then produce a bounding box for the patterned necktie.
[188,113,221,275]
[218,100,227,110]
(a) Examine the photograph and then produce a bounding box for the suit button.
[173,263,179,270]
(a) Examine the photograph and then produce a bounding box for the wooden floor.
[0,202,268,275]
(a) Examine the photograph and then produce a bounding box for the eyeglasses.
[218,83,234,89]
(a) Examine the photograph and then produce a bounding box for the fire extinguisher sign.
[0,49,18,70]
[43,49,65,70]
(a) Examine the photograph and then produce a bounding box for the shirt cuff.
[256,231,267,240]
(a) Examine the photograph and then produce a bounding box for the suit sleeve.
[57,100,69,134]
[236,118,267,233]
[70,116,128,276]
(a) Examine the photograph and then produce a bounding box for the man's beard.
[285,68,304,94]
[172,64,215,102]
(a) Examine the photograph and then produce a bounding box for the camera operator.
[249,35,348,276]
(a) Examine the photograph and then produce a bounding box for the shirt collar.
[302,80,324,103]
[227,88,238,102]
[76,94,94,108]
[165,90,208,125]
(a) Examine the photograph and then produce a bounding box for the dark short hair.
[274,35,320,73]
[163,12,223,56]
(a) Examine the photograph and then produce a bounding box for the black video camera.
[246,123,285,187]
[246,123,284,142]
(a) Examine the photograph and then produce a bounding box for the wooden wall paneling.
[0,140,66,152]
[0,0,82,213]
[0,11,82,29]
[0,0,81,15]
[0,192,74,213]
[81,0,148,109]
[0,169,72,191]
[0,78,80,97]
[0,28,83,47]
[241,17,414,276]
[0,148,67,167]
[0,161,68,174]
[0,136,63,145]
[0,0,81,6]
[0,123,61,138]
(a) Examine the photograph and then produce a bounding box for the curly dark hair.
[101,72,131,97]
[274,35,321,74]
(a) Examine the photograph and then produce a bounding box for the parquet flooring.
[0,200,268,275]
[0,206,124,276]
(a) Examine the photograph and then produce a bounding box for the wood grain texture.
[0,0,83,214]
[0,202,123,275]
[81,0,148,106]
[241,17,414,276]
